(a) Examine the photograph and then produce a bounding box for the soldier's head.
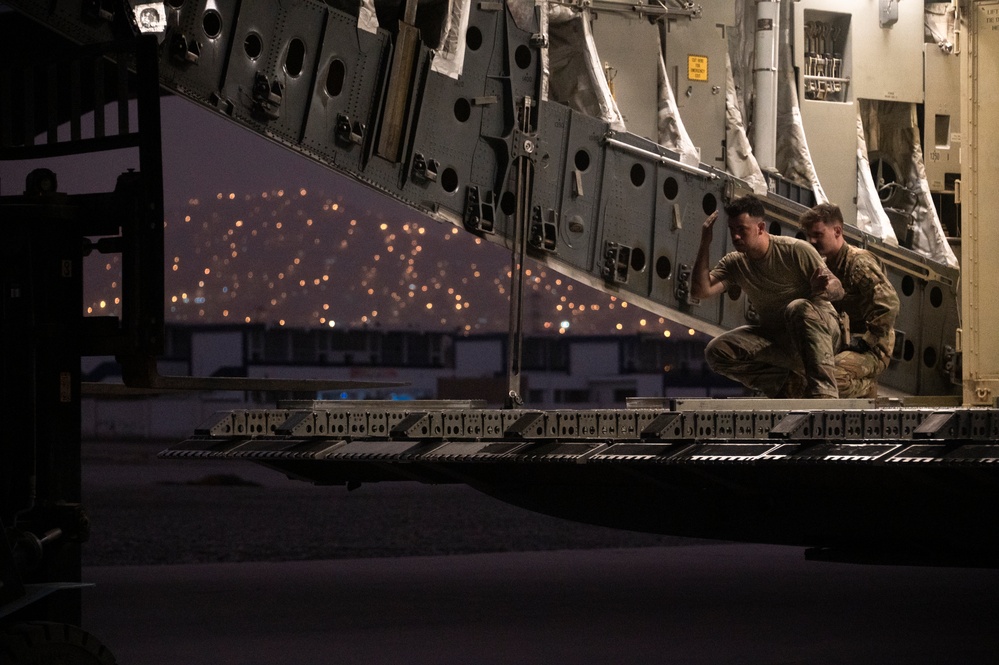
[723,195,769,258]
[800,203,845,260]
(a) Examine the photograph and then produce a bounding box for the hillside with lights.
[84,186,704,339]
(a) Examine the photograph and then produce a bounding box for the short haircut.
[800,203,844,230]
[723,195,765,221]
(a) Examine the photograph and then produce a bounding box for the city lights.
[80,186,702,339]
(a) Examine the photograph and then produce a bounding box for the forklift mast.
[1,34,163,644]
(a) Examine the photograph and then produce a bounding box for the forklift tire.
[0,621,117,665]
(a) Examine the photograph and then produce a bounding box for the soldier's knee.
[705,336,735,370]
[705,338,723,369]
[784,298,812,323]
[835,349,880,381]
[833,362,852,385]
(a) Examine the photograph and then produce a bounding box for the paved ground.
[78,440,999,664]
[83,545,999,665]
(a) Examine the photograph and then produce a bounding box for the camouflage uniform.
[705,236,841,398]
[826,243,900,398]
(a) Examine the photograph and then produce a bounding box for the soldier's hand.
[702,210,719,241]
[845,335,871,354]
[810,266,832,292]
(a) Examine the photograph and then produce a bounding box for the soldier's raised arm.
[691,211,727,300]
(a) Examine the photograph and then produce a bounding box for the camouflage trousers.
[834,349,889,398]
[705,298,841,398]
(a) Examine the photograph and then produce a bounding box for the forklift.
[1,27,162,662]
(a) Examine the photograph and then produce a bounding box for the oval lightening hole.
[285,38,306,77]
[441,168,459,193]
[325,59,346,97]
[244,33,262,59]
[203,9,222,38]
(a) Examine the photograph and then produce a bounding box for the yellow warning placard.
[688,55,708,81]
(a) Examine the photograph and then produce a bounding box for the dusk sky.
[0,95,383,208]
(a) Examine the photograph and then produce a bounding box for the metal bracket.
[506,411,546,437]
[529,207,557,252]
[769,412,813,439]
[913,411,960,439]
[640,412,683,439]
[251,72,283,120]
[463,185,496,234]
[390,412,444,437]
[675,263,694,304]
[892,329,906,360]
[572,170,584,198]
[335,114,365,146]
[879,0,899,28]
[169,32,200,64]
[943,344,961,385]
[602,241,631,284]
[411,152,440,183]
[511,127,537,162]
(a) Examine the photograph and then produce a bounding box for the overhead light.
[132,2,167,34]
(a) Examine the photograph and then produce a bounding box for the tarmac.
[78,440,999,664]
[83,543,999,665]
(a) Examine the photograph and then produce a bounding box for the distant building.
[82,324,743,439]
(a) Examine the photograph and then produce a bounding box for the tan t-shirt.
[709,235,827,330]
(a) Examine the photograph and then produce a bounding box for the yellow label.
[688,55,708,81]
